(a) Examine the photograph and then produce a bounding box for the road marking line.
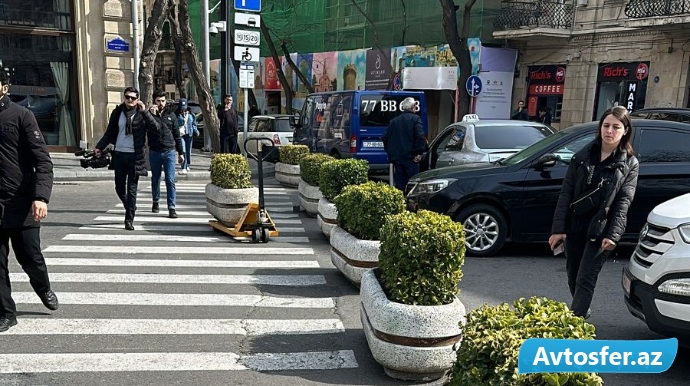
[62,234,309,243]
[43,245,314,255]
[105,209,298,218]
[78,224,305,232]
[92,216,303,224]
[10,273,326,286]
[44,258,320,268]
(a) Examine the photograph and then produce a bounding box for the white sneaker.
[180,169,188,175]
[186,167,190,172]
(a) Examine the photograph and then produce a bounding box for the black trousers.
[564,232,611,316]
[0,227,51,319]
[113,152,139,222]
[220,133,239,154]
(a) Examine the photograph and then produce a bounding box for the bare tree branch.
[400,0,408,45]
[280,41,314,94]
[350,0,396,90]
[138,0,171,104]
[260,18,294,114]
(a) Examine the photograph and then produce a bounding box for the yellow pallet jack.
[209,137,279,243]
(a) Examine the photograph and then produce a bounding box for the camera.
[74,148,112,169]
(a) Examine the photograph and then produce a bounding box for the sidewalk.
[53,150,275,181]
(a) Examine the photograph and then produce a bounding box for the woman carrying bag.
[175,99,199,175]
[549,106,639,319]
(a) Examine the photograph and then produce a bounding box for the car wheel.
[455,204,507,257]
[330,150,341,159]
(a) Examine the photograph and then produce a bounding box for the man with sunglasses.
[0,69,58,332]
[94,87,156,230]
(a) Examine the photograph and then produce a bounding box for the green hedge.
[299,154,334,186]
[319,159,369,201]
[447,297,603,386]
[378,210,465,306]
[334,181,405,240]
[210,154,252,189]
[279,144,310,165]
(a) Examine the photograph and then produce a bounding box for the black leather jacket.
[147,109,183,154]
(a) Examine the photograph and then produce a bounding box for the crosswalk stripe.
[78,224,306,233]
[12,292,335,308]
[10,273,326,286]
[43,258,320,268]
[141,190,291,196]
[115,203,296,212]
[105,209,299,218]
[3,318,345,335]
[43,245,314,255]
[0,350,358,373]
[92,216,303,225]
[141,185,289,191]
[62,234,310,243]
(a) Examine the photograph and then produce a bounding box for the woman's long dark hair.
[596,106,634,156]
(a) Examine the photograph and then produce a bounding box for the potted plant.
[331,181,404,285]
[360,209,466,381]
[298,153,334,216]
[447,297,603,386]
[275,144,309,188]
[206,154,257,227]
[317,158,369,238]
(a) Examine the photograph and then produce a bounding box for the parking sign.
[235,0,261,12]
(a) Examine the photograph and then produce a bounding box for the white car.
[624,192,690,343]
[237,115,294,161]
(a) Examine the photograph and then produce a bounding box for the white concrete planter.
[275,162,300,188]
[205,183,258,227]
[298,178,322,217]
[330,225,380,286]
[317,198,338,238]
[360,269,466,381]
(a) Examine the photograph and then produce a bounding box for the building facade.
[494,0,690,129]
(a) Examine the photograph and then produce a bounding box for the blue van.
[293,90,428,172]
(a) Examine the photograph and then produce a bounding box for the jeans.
[392,160,420,191]
[0,227,51,319]
[564,232,612,316]
[181,136,193,169]
[149,149,177,210]
[113,151,139,222]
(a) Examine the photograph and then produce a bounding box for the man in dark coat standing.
[382,97,426,191]
[217,94,240,154]
[94,87,155,230]
[0,69,58,332]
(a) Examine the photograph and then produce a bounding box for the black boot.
[0,317,17,332]
[152,202,159,213]
[124,221,135,231]
[38,289,59,311]
[168,209,178,219]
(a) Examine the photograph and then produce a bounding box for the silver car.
[422,117,555,170]
[238,115,295,161]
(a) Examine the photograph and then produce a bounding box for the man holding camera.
[94,87,155,230]
[147,90,184,218]
[0,69,58,332]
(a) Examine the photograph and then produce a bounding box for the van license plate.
[363,141,383,148]
[622,272,631,296]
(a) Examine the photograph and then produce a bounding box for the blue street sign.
[466,75,482,97]
[235,0,261,12]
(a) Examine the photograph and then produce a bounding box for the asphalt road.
[0,180,686,385]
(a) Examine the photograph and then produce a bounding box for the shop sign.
[528,65,566,96]
[529,84,563,95]
[626,82,638,111]
[597,62,650,81]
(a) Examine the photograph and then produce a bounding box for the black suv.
[406,119,690,257]
[630,108,690,123]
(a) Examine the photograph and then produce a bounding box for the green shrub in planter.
[300,154,334,186]
[319,159,369,201]
[209,154,252,189]
[447,297,603,386]
[279,144,310,165]
[334,181,405,240]
[378,210,465,306]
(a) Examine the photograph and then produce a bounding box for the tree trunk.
[138,0,171,104]
[174,0,221,153]
[261,19,293,114]
[280,42,314,94]
[440,0,477,120]
[167,9,187,99]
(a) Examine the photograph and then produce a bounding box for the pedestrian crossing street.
[0,183,360,379]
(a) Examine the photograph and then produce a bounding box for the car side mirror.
[536,153,558,169]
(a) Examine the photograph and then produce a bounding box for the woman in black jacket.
[549,106,639,319]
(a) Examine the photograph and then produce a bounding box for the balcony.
[625,0,690,28]
[493,0,574,39]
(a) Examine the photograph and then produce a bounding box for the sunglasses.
[124,95,138,101]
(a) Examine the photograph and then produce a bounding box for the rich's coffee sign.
[598,61,650,81]
[528,65,566,96]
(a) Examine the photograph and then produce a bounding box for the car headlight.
[412,179,457,194]
[678,224,690,243]
[658,278,690,297]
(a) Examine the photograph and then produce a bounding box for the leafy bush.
[447,297,603,386]
[210,154,252,189]
[334,181,405,240]
[319,159,369,201]
[279,144,310,165]
[299,154,334,186]
[378,210,465,306]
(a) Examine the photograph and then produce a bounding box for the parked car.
[421,115,556,171]
[238,115,294,162]
[630,107,690,123]
[624,193,690,343]
[405,119,690,257]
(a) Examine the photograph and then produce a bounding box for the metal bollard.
[389,163,394,187]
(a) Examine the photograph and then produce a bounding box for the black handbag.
[570,178,608,216]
